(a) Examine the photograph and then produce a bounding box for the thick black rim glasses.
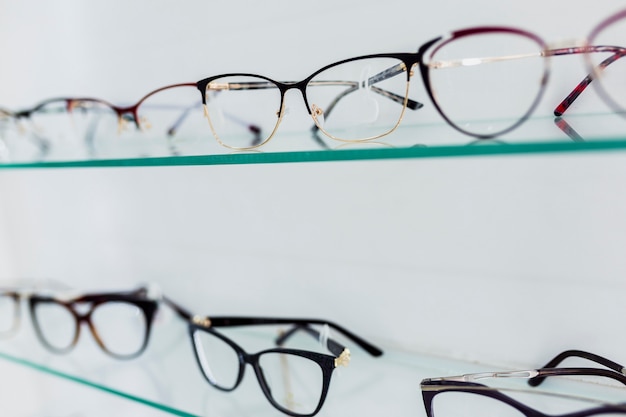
[195,9,626,150]
[421,349,626,417]
[186,315,383,417]
[25,286,160,359]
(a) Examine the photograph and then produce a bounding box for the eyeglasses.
[24,287,160,359]
[3,84,206,158]
[195,10,626,150]
[187,316,382,417]
[4,11,624,159]
[421,349,626,417]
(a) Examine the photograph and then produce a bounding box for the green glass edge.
[0,350,200,417]
[1,140,626,169]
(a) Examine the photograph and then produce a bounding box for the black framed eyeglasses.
[187,316,382,417]
[27,287,159,359]
[421,350,626,417]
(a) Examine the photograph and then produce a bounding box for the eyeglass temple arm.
[366,62,424,111]
[274,323,347,357]
[552,45,626,116]
[167,101,262,146]
[429,367,626,389]
[159,295,194,321]
[208,316,383,357]
[128,285,195,321]
[528,349,626,387]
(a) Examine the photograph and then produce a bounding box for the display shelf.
[3,140,626,169]
[1,313,625,417]
[1,112,625,169]
[0,294,626,417]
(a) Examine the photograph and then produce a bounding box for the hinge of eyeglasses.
[334,348,351,368]
[207,82,230,91]
[192,315,212,328]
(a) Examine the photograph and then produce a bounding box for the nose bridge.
[115,104,140,130]
[75,304,107,346]
[281,80,310,114]
[72,302,95,325]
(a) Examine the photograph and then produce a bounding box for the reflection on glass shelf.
[1,312,626,417]
[0,112,625,168]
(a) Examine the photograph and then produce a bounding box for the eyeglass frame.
[421,349,626,417]
[186,315,382,417]
[27,287,159,359]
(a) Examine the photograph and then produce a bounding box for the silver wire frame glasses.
[421,349,626,417]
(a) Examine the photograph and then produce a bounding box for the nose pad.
[311,104,325,129]
[139,115,151,131]
[117,116,131,135]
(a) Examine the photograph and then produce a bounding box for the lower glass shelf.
[1,112,625,169]
[1,315,625,417]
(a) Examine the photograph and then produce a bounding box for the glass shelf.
[1,310,625,417]
[1,112,625,169]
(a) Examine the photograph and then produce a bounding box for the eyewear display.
[187,315,383,417]
[2,9,624,155]
[194,8,625,150]
[3,10,626,156]
[421,349,626,417]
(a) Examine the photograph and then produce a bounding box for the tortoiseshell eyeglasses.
[0,286,160,359]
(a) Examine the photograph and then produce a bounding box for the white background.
[0,0,626,415]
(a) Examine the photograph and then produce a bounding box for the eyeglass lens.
[257,351,324,415]
[426,30,547,137]
[306,57,410,142]
[203,75,282,150]
[192,329,325,416]
[432,392,525,417]
[588,13,626,115]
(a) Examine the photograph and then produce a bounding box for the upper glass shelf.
[1,112,625,169]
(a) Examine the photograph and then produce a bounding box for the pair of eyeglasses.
[0,286,160,359]
[421,349,626,417]
[196,8,626,150]
[2,85,208,157]
[186,315,383,416]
